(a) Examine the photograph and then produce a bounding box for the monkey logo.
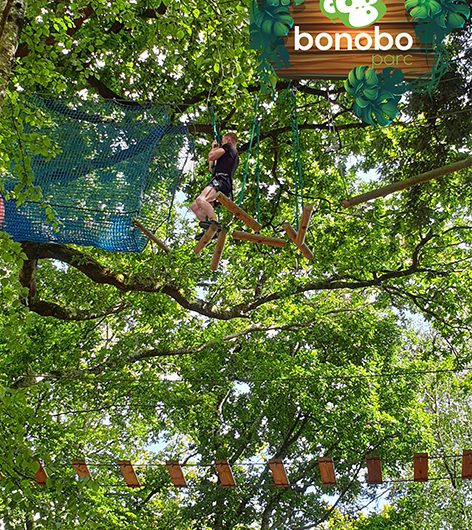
[320,0,387,28]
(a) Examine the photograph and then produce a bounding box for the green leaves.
[407,0,471,44]
[345,66,408,126]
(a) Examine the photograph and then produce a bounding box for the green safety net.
[0,97,189,252]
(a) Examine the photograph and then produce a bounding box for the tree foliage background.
[0,0,471,528]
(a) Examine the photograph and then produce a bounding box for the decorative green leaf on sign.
[250,0,305,90]
[406,0,470,44]
[345,66,407,126]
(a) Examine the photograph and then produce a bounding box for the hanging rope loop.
[237,96,260,207]
[290,89,304,230]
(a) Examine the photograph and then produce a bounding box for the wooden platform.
[215,192,262,232]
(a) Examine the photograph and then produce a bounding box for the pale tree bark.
[0,0,25,108]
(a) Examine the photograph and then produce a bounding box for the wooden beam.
[72,460,92,479]
[295,204,314,246]
[211,228,228,272]
[413,453,428,482]
[342,157,472,208]
[215,192,262,232]
[132,219,170,254]
[268,459,290,488]
[117,460,141,488]
[194,223,219,255]
[215,460,236,488]
[166,461,187,488]
[34,462,48,486]
[233,230,286,248]
[282,223,314,260]
[318,457,336,485]
[462,450,472,480]
[366,455,383,484]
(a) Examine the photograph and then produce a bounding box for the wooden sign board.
[277,0,434,79]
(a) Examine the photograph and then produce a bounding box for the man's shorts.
[207,173,232,199]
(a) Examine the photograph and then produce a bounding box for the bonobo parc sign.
[275,0,434,79]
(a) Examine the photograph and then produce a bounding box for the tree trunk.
[0,0,26,108]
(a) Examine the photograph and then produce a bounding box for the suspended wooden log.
[268,459,290,488]
[295,204,314,246]
[166,461,187,488]
[34,462,48,486]
[132,219,170,254]
[366,455,383,484]
[215,460,236,488]
[194,223,219,255]
[283,223,314,260]
[318,457,336,485]
[72,459,92,479]
[215,192,262,232]
[233,230,286,248]
[211,228,228,272]
[342,157,472,208]
[462,450,472,480]
[117,460,141,488]
[413,453,428,482]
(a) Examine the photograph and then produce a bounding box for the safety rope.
[210,108,221,143]
[237,96,260,206]
[290,89,304,230]
[254,118,261,223]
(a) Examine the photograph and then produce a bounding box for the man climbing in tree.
[190,132,238,236]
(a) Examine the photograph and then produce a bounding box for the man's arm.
[208,140,226,162]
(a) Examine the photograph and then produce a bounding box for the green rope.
[290,90,304,230]
[237,97,260,206]
[255,119,261,223]
[210,108,221,143]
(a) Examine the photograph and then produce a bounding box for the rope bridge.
[1,97,189,252]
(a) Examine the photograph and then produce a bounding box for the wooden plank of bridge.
[366,455,383,484]
[194,223,219,255]
[166,461,187,488]
[268,459,290,488]
[34,462,48,486]
[318,457,336,485]
[117,460,141,488]
[215,192,262,232]
[211,228,228,272]
[413,453,428,482]
[72,460,92,479]
[132,219,170,254]
[215,460,236,488]
[283,223,314,260]
[342,157,472,208]
[462,450,472,480]
[233,230,286,248]
[295,204,314,246]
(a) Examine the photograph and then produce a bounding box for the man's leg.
[190,186,218,222]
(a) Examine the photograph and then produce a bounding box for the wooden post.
[194,223,219,255]
[318,457,336,485]
[462,450,472,480]
[342,158,472,208]
[211,228,228,272]
[366,455,383,484]
[233,230,286,248]
[215,460,236,488]
[34,462,48,486]
[72,460,92,479]
[117,460,141,488]
[166,461,187,488]
[413,453,428,482]
[268,459,290,488]
[215,192,262,232]
[132,220,170,254]
[295,204,314,246]
[283,223,314,260]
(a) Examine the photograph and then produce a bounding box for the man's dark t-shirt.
[208,142,239,199]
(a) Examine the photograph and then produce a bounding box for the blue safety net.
[0,97,189,252]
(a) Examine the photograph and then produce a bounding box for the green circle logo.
[320,0,387,28]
